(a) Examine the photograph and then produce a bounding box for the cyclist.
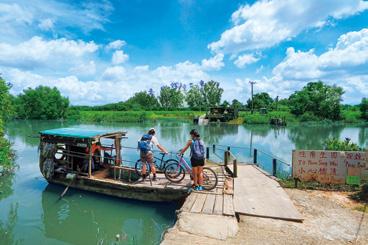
[138,128,168,181]
[180,129,205,191]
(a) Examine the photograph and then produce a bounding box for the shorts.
[140,151,153,163]
[191,157,205,167]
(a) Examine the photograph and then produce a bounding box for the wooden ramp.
[234,164,303,222]
[180,166,235,217]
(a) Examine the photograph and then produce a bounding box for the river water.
[1,120,367,244]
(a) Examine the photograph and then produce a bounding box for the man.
[138,128,168,181]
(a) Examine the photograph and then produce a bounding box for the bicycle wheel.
[162,158,178,170]
[202,167,218,190]
[135,159,151,176]
[164,163,185,183]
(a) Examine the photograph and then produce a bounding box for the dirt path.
[161,189,368,245]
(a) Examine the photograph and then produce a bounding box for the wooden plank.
[202,194,216,214]
[181,193,198,212]
[234,165,303,221]
[191,193,207,213]
[213,194,223,215]
[223,194,234,216]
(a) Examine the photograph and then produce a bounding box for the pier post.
[233,159,238,178]
[272,159,277,177]
[224,150,228,167]
[212,144,215,153]
[253,149,257,164]
[206,147,210,159]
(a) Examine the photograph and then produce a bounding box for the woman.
[180,129,205,191]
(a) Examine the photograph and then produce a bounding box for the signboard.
[292,150,367,184]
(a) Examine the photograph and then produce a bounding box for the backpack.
[191,139,205,160]
[138,134,153,153]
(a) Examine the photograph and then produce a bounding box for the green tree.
[201,80,223,108]
[14,86,69,119]
[158,82,185,110]
[221,100,230,107]
[0,77,14,120]
[125,90,159,110]
[186,83,204,110]
[246,92,273,110]
[231,99,243,110]
[288,81,344,120]
[360,98,368,120]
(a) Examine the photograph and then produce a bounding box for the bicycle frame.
[177,155,193,174]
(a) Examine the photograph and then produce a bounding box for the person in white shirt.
[140,128,168,181]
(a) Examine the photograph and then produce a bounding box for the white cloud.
[209,0,368,54]
[201,53,224,71]
[0,36,98,69]
[106,40,126,50]
[69,61,96,76]
[233,54,259,68]
[38,18,54,31]
[0,0,113,41]
[246,28,368,103]
[111,50,129,65]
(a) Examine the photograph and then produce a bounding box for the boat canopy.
[40,128,126,139]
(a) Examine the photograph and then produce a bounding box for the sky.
[0,0,367,105]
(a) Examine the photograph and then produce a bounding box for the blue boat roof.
[40,128,124,139]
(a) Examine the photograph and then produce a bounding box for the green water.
[1,120,367,244]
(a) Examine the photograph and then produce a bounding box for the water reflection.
[287,124,345,150]
[0,203,19,244]
[41,185,177,245]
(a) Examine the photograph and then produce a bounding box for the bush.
[299,112,320,122]
[324,138,363,151]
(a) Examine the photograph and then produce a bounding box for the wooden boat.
[39,128,190,202]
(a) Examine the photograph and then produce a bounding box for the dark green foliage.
[185,80,224,110]
[231,99,243,110]
[124,91,159,110]
[0,77,14,169]
[185,83,204,110]
[14,86,69,120]
[0,77,14,120]
[247,92,273,110]
[324,138,363,151]
[159,82,185,110]
[289,81,344,120]
[202,80,223,108]
[360,98,368,120]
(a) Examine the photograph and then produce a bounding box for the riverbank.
[161,189,368,244]
[65,109,366,125]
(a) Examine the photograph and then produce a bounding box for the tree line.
[2,76,368,122]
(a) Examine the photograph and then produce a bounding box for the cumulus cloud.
[201,53,224,71]
[112,50,129,65]
[0,36,98,69]
[209,0,368,54]
[106,40,126,50]
[233,54,260,68]
[246,28,368,103]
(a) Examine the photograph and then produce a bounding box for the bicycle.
[135,152,178,176]
[164,155,218,190]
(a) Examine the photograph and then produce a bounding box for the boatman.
[138,128,168,181]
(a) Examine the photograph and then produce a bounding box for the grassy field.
[70,110,205,122]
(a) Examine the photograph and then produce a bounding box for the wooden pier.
[180,165,235,216]
[177,163,302,221]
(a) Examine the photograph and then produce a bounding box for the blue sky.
[0,0,367,105]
